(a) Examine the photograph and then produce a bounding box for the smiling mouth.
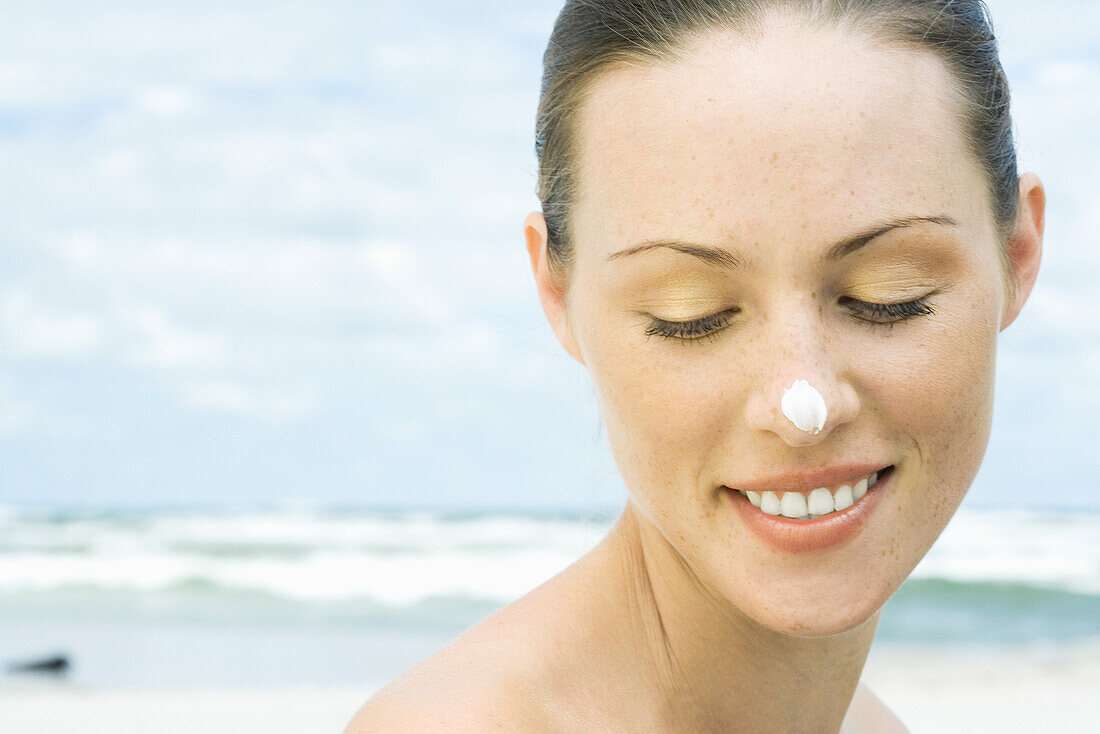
[733,466,894,521]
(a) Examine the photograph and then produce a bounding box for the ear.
[1000,172,1045,331]
[524,211,585,365]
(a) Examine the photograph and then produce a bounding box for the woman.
[349,1,1044,731]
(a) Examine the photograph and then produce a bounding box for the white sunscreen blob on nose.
[781,380,828,434]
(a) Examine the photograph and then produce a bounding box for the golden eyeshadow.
[837,251,960,297]
[628,276,733,319]
[839,274,939,301]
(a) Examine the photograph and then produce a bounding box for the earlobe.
[524,212,585,365]
[1000,173,1045,331]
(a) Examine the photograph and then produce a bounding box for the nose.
[742,311,860,447]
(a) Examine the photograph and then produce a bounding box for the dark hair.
[535,0,1019,290]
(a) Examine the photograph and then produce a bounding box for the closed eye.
[644,309,739,341]
[841,296,935,324]
[644,296,934,342]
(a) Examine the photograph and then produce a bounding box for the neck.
[598,503,878,733]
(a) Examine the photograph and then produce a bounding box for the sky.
[0,0,1097,511]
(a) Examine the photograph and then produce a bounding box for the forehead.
[570,20,988,259]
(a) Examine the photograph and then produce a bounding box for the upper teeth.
[739,470,881,520]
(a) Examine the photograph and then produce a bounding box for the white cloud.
[0,372,34,435]
[369,414,428,443]
[136,85,199,117]
[362,243,450,323]
[0,289,104,360]
[0,368,91,438]
[179,380,317,421]
[121,305,229,371]
[1020,283,1100,337]
[1033,60,1100,88]
[47,233,456,327]
[360,321,555,389]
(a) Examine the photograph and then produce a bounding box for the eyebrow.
[606,215,959,268]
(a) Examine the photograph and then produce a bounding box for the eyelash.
[840,296,936,325]
[645,297,936,342]
[645,309,739,342]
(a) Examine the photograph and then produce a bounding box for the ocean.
[0,504,1097,690]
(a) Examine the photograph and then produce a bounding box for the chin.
[724,574,895,640]
[755,603,882,639]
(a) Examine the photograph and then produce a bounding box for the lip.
[729,463,889,495]
[726,465,894,553]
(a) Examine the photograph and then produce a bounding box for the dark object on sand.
[7,654,70,675]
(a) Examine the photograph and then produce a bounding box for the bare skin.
[347,13,1043,734]
[347,506,907,733]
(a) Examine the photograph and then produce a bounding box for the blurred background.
[0,0,1097,730]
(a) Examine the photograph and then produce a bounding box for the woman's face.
[533,21,1039,637]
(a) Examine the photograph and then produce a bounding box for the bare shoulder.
[844,682,910,734]
[343,569,590,734]
[343,661,537,733]
[343,617,547,733]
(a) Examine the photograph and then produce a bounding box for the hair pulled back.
[535,0,1018,281]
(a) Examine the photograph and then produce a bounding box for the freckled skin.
[566,24,1010,637]
[347,16,1043,734]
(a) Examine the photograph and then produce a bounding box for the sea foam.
[0,507,1097,606]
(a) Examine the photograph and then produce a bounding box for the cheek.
[583,331,730,506]
[866,291,1001,520]
[577,274,1003,531]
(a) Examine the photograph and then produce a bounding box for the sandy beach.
[0,686,367,734]
[2,645,1097,733]
[861,645,1100,733]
